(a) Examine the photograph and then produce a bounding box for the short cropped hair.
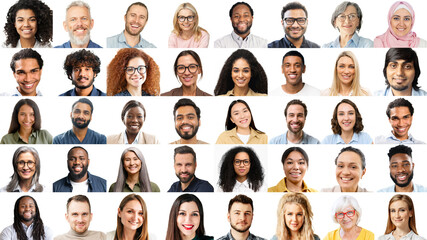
[67,146,89,160]
[334,146,366,170]
[331,2,363,31]
[174,145,196,163]
[63,49,101,81]
[331,195,362,224]
[173,98,201,119]
[66,1,91,19]
[284,99,307,118]
[281,2,308,20]
[228,194,253,212]
[388,145,412,160]
[282,50,305,66]
[121,100,146,122]
[229,2,253,17]
[10,49,44,72]
[71,98,93,114]
[386,98,414,118]
[383,48,420,90]
[126,2,148,20]
[66,194,91,213]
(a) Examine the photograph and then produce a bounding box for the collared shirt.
[53,171,107,192]
[269,131,320,144]
[217,179,267,192]
[168,176,214,192]
[107,31,156,48]
[217,231,266,240]
[374,87,427,96]
[5,39,51,48]
[268,178,317,192]
[53,128,107,144]
[378,183,427,192]
[216,127,268,144]
[322,33,373,48]
[0,222,54,240]
[322,132,372,144]
[220,88,266,96]
[321,185,368,192]
[59,86,106,96]
[124,131,139,144]
[114,89,150,96]
[375,132,424,144]
[1,130,52,144]
[0,183,49,192]
[214,31,268,48]
[0,87,43,96]
[54,40,102,48]
[108,181,160,192]
[378,231,426,240]
[268,36,320,48]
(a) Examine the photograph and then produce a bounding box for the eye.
[389,63,397,69]
[404,17,411,21]
[233,69,240,73]
[404,64,412,70]
[393,17,400,21]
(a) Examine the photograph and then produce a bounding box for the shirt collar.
[277,178,309,192]
[231,31,251,47]
[336,133,359,144]
[384,87,418,96]
[119,31,145,47]
[284,35,307,47]
[124,131,140,144]
[225,88,257,96]
[11,183,37,192]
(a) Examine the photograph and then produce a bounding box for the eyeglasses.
[283,17,307,25]
[178,15,195,22]
[17,161,35,168]
[125,65,147,75]
[176,64,199,74]
[234,160,250,166]
[335,210,356,219]
[337,14,358,22]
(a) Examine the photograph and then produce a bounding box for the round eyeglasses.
[17,160,36,168]
[125,65,147,75]
[337,13,358,22]
[234,160,250,166]
[176,64,199,74]
[178,15,195,22]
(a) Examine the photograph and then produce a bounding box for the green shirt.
[109,181,160,192]
[1,130,53,144]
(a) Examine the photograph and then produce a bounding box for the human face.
[232,58,251,90]
[15,9,37,40]
[231,4,253,36]
[284,203,304,234]
[123,151,141,176]
[178,9,195,32]
[282,9,307,41]
[282,56,305,86]
[286,104,305,134]
[177,55,200,88]
[63,6,93,45]
[13,58,42,96]
[334,6,359,35]
[389,107,412,140]
[18,197,36,225]
[228,202,253,233]
[66,201,92,234]
[337,103,356,133]
[177,201,200,239]
[175,106,200,140]
[125,57,146,89]
[18,104,35,131]
[125,5,148,36]
[335,151,365,192]
[233,152,251,181]
[67,148,89,182]
[389,153,414,188]
[386,60,415,92]
[71,102,92,129]
[230,102,252,131]
[174,153,196,184]
[17,152,36,182]
[283,151,307,185]
[118,200,144,231]
[124,107,145,136]
[390,8,412,37]
[72,66,95,90]
[390,200,412,229]
[336,206,358,231]
[336,56,355,86]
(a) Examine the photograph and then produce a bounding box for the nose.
[291,20,299,27]
[396,66,403,76]
[292,162,299,170]
[342,166,350,174]
[397,164,405,173]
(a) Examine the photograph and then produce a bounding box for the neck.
[122,227,137,240]
[339,33,353,48]
[340,130,354,144]
[70,41,89,48]
[127,85,142,96]
[180,30,194,40]
[290,231,300,240]
[17,87,37,96]
[391,88,412,97]
[181,176,195,191]
[235,30,250,40]
[127,173,140,185]
[19,179,33,192]
[72,126,88,142]
[230,228,250,240]
[75,85,94,96]
[236,126,251,135]
[179,137,198,144]
[22,220,33,227]
[285,178,303,192]
[287,130,303,143]
[286,35,304,48]
[395,182,414,192]
[236,175,247,183]
[393,131,409,141]
[340,226,361,240]
[341,185,358,192]
[124,30,141,47]
[283,82,304,94]
[393,226,411,238]
[232,86,249,96]
[182,84,198,96]
[126,130,137,143]
[20,37,36,48]
[180,232,196,240]
[339,83,353,96]
[19,127,32,141]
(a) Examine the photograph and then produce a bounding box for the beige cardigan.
[107,131,159,144]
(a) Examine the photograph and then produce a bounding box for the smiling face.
[335,151,365,192]
[17,152,36,182]
[282,56,305,86]
[334,5,359,35]
[286,104,305,134]
[231,58,251,90]
[63,6,93,45]
[177,55,200,88]
[174,153,196,184]
[18,197,36,226]
[178,8,195,32]
[177,201,200,239]
[233,152,251,181]
[228,202,253,233]
[390,8,412,37]
[123,151,142,176]
[389,106,412,141]
[230,102,252,131]
[67,148,89,182]
[124,106,145,136]
[125,5,147,36]
[390,200,412,229]
[337,103,356,133]
[282,9,307,41]
[389,153,414,188]
[283,151,307,186]
[126,57,146,89]
[13,58,42,96]
[336,206,358,231]
[66,200,92,234]
[231,4,253,36]
[284,203,304,234]
[15,9,37,40]
[72,66,95,90]
[118,200,144,231]
[175,106,200,141]
[71,102,92,129]
[18,104,35,131]
[336,56,355,86]
[386,60,415,93]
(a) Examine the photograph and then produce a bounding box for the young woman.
[218,146,265,192]
[109,147,160,192]
[107,48,160,96]
[216,99,267,144]
[168,3,209,48]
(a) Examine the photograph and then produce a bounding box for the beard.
[176,172,194,184]
[68,164,89,181]
[232,22,252,35]
[390,171,414,188]
[72,76,94,90]
[72,118,91,129]
[69,29,91,46]
[176,124,199,140]
[230,221,251,233]
[287,121,304,134]
[390,83,410,92]
[19,211,35,223]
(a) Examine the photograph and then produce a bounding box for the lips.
[394,127,408,134]
[341,121,352,127]
[20,170,33,177]
[287,74,298,79]
[340,177,354,183]
[393,77,407,84]
[180,124,193,132]
[73,165,83,173]
[396,174,407,181]
[289,172,301,178]
[20,82,36,89]
[182,224,194,230]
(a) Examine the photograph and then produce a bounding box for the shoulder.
[0,225,13,236]
[300,84,321,95]
[88,129,107,143]
[168,181,180,192]
[107,133,122,144]
[1,133,15,144]
[360,228,375,239]
[140,132,159,144]
[195,178,214,192]
[216,130,235,143]
[107,33,121,47]
[53,131,69,144]
[322,41,335,48]
[322,134,337,144]
[320,88,332,96]
[54,41,70,48]
[105,231,116,240]
[90,173,107,184]
[150,182,160,192]
[304,133,320,144]
[88,40,102,48]
[59,89,73,96]
[304,39,320,48]
[417,38,427,47]
[268,38,284,48]
[358,36,374,47]
[140,37,156,48]
[161,87,181,96]
[374,36,385,48]
[269,133,286,144]
[214,34,232,48]
[357,132,373,143]
[377,186,394,192]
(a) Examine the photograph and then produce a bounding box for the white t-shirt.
[269,83,321,96]
[71,179,88,192]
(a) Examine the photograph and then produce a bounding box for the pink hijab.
[374,1,419,47]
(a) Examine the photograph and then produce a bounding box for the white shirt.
[378,231,426,240]
[214,31,268,48]
[71,180,89,193]
[217,179,267,192]
[269,83,321,96]
[0,222,54,240]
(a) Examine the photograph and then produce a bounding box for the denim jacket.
[53,171,107,192]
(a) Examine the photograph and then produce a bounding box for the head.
[225,99,257,132]
[284,99,307,135]
[331,99,364,135]
[387,145,414,188]
[63,49,100,90]
[388,1,415,38]
[281,50,306,86]
[13,195,45,240]
[386,98,414,140]
[8,98,41,134]
[10,49,43,96]
[4,0,52,47]
[70,98,93,129]
[115,147,152,192]
[65,195,92,234]
[8,146,42,192]
[174,50,203,88]
[334,147,366,192]
[332,51,361,94]
[174,146,197,184]
[331,195,361,231]
[281,147,309,187]
[281,2,308,42]
[383,48,420,92]
[173,3,199,33]
[173,98,201,141]
[385,194,417,234]
[63,1,94,46]
[116,194,148,240]
[67,146,90,182]
[227,194,254,234]
[124,2,148,36]
[229,2,254,37]
[331,2,362,34]
[121,100,146,136]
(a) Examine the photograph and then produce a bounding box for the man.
[375,98,424,144]
[60,49,105,96]
[379,145,426,192]
[214,2,267,48]
[55,195,106,239]
[53,98,106,144]
[270,99,320,144]
[268,2,319,48]
[107,2,156,48]
[269,51,320,95]
[53,146,106,192]
[171,98,208,144]
[56,1,101,48]
[168,145,214,192]
[0,195,53,239]
[217,195,266,240]
[375,48,427,96]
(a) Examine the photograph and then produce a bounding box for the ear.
[89,213,93,222]
[198,118,201,127]
[63,21,67,32]
[65,213,69,221]
[361,168,366,179]
[230,117,235,124]
[302,65,306,74]
[281,19,284,26]
[117,207,121,217]
[89,19,94,29]
[124,14,127,22]
[227,212,231,223]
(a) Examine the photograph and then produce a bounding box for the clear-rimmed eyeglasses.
[178,15,195,22]
[335,210,356,219]
[234,160,250,166]
[337,13,358,22]
[283,17,307,25]
[176,64,199,74]
[17,161,35,168]
[125,65,147,75]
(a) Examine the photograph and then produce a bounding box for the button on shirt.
[322,33,373,48]
[269,131,320,144]
[268,36,320,48]
[322,132,372,144]
[0,222,54,240]
[107,32,156,48]
[214,31,268,48]
[374,87,427,96]
[375,132,424,144]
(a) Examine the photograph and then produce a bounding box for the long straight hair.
[385,194,417,234]
[8,99,42,133]
[225,99,263,134]
[114,194,149,240]
[7,146,43,192]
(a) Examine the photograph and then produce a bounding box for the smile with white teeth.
[182,224,194,230]
[21,82,35,89]
[340,177,353,182]
[288,74,297,79]
[397,174,407,181]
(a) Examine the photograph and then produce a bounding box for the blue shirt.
[53,171,107,192]
[107,31,156,48]
[322,33,373,48]
[268,36,320,48]
[378,183,427,192]
[114,89,150,96]
[53,128,106,144]
[322,132,372,144]
[167,176,214,192]
[374,87,427,96]
[59,86,106,96]
[375,132,424,144]
[269,131,320,144]
[54,40,102,48]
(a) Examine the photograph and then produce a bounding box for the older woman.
[374,1,427,48]
[323,2,372,48]
[325,195,374,240]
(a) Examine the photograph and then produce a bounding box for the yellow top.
[324,228,374,240]
[268,177,318,192]
[216,127,268,144]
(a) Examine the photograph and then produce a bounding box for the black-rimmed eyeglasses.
[125,65,147,75]
[283,17,307,25]
[178,15,195,22]
[176,64,199,74]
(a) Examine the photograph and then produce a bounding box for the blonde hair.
[172,2,207,42]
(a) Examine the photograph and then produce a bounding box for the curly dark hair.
[218,146,264,192]
[63,49,101,81]
[107,48,160,96]
[331,99,364,135]
[214,49,268,95]
[4,0,52,47]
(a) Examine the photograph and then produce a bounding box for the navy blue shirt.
[268,36,320,48]
[53,128,106,144]
[53,171,106,192]
[114,89,151,96]
[59,86,106,96]
[168,176,214,192]
[55,40,102,48]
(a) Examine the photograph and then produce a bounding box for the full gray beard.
[69,30,91,46]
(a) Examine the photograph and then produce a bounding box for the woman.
[379,194,426,240]
[271,193,320,240]
[217,146,266,192]
[107,100,159,144]
[4,0,52,48]
[107,48,160,96]
[322,99,372,144]
[325,195,374,240]
[165,194,213,240]
[106,194,149,240]
[268,147,317,193]
[323,2,373,48]
[1,146,46,192]
[216,99,268,144]
[1,99,52,144]
[168,3,209,48]
[161,50,211,96]
[374,1,427,48]
[321,51,371,96]
[214,49,267,96]
[109,147,160,192]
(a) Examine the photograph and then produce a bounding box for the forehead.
[233,4,251,15]
[233,58,250,67]
[178,55,197,65]
[230,202,252,212]
[337,151,361,164]
[390,200,408,209]
[18,151,35,160]
[127,5,147,16]
[390,106,411,116]
[284,9,306,18]
[342,5,357,14]
[287,150,305,160]
[127,57,145,66]
[388,59,414,65]
[15,58,40,69]
[179,8,193,16]
[124,151,138,159]
[16,9,36,17]
[20,197,35,205]
[175,153,194,163]
[68,200,90,213]
[287,104,305,114]
[390,153,412,163]
[394,8,411,17]
[231,102,248,112]
[69,148,88,157]
[126,106,144,115]
[67,6,90,18]
[283,56,303,64]
[235,151,249,159]
[338,56,354,64]
[73,102,92,112]
[176,105,196,115]
[337,103,355,111]
[179,201,198,211]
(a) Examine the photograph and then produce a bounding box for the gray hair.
[331,1,362,32]
[7,146,43,192]
[331,195,362,224]
[65,1,91,20]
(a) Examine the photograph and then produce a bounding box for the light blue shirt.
[378,183,427,192]
[374,87,427,96]
[107,31,156,48]
[375,132,424,144]
[269,131,320,144]
[322,33,373,48]
[322,132,372,144]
